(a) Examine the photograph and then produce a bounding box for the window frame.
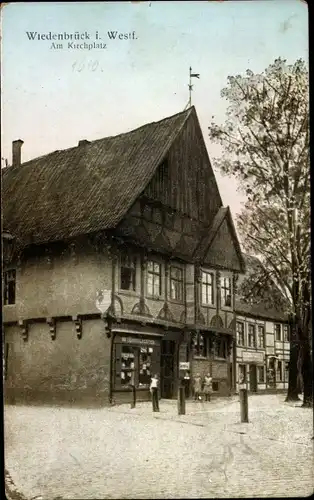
[220,276,232,308]
[201,270,215,306]
[146,260,162,298]
[283,325,290,342]
[257,366,265,383]
[169,265,184,303]
[236,321,245,346]
[119,253,137,292]
[257,325,265,348]
[3,269,16,306]
[248,323,256,348]
[214,337,227,360]
[277,360,283,382]
[192,332,209,358]
[274,324,281,341]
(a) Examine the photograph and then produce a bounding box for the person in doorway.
[193,373,202,401]
[203,373,213,402]
[150,373,159,412]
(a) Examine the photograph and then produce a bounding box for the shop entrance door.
[160,340,175,398]
[249,364,258,392]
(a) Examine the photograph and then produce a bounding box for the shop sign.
[179,362,190,370]
[242,351,264,363]
[121,336,157,346]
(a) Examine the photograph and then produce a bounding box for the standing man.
[150,373,159,412]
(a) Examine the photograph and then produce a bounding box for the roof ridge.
[14,107,195,168]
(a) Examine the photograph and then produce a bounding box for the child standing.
[203,373,213,402]
[150,373,159,412]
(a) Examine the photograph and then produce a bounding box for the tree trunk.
[285,340,300,401]
[285,316,300,401]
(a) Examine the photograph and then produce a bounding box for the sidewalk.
[4,394,314,499]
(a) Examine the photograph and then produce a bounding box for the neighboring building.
[235,255,290,394]
[2,106,246,406]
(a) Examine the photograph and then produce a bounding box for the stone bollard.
[239,388,249,422]
[130,385,136,409]
[177,383,186,415]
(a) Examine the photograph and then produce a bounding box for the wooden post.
[178,382,186,415]
[239,388,249,422]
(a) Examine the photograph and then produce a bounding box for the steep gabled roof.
[193,206,246,272]
[2,107,193,247]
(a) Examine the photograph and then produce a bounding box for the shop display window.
[120,346,136,386]
[138,346,154,386]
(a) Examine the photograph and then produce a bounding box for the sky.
[1,0,308,222]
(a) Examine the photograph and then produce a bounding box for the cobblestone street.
[4,394,314,499]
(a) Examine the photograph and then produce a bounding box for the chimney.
[78,140,90,147]
[12,139,24,167]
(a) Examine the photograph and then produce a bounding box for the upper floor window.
[236,321,245,346]
[248,324,256,347]
[257,325,265,348]
[274,324,281,341]
[220,276,232,307]
[147,260,162,297]
[120,254,136,291]
[201,271,214,305]
[4,269,16,305]
[283,325,290,342]
[170,266,183,302]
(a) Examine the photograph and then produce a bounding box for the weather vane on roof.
[184,67,200,110]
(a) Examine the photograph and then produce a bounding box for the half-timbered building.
[235,255,290,394]
[3,106,246,405]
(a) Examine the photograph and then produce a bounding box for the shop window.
[284,361,289,382]
[257,325,265,348]
[201,271,214,305]
[214,337,227,359]
[170,266,183,302]
[120,254,136,291]
[120,346,136,386]
[283,325,290,342]
[220,276,232,307]
[147,260,162,297]
[257,366,265,383]
[275,324,281,341]
[277,360,283,381]
[236,321,245,346]
[192,332,208,357]
[138,346,153,387]
[239,364,247,384]
[248,324,256,347]
[4,269,16,305]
